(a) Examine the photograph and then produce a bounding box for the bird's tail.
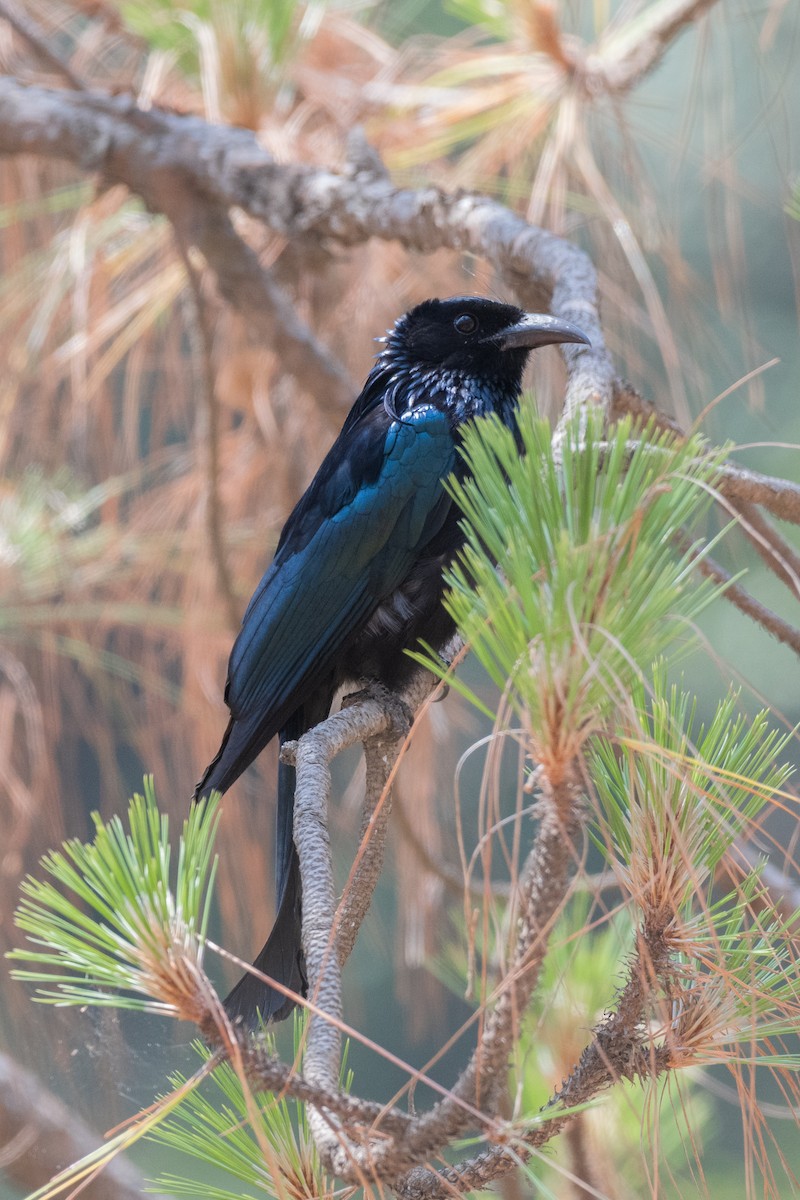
[223,692,332,1026]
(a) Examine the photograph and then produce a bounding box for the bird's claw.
[279,740,298,765]
[342,681,414,739]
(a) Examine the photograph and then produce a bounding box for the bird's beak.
[498,313,591,351]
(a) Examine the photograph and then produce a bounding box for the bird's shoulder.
[276,383,452,558]
[226,400,454,718]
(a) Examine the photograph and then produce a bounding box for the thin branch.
[611,378,684,434]
[221,1034,414,1138]
[399,930,673,1199]
[720,468,800,530]
[614,379,800,624]
[280,669,445,1170]
[0,0,87,91]
[395,773,582,1165]
[727,500,800,600]
[693,552,800,657]
[333,717,404,966]
[582,0,720,95]
[0,1052,171,1200]
[614,381,800,528]
[0,77,613,423]
[174,236,239,634]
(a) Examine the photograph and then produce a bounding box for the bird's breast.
[339,544,460,688]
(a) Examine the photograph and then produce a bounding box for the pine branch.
[0,77,613,424]
[174,236,240,633]
[0,0,87,91]
[690,548,800,657]
[583,0,721,94]
[399,928,674,1199]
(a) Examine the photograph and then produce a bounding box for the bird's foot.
[342,681,414,739]
[279,739,298,766]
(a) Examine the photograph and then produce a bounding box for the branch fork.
[262,659,588,1192]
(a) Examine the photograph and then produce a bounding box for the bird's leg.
[341,680,414,739]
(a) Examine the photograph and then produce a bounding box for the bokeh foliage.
[0,0,799,1196]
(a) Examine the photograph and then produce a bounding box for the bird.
[195,295,590,1026]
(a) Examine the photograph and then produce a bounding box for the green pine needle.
[590,668,794,903]
[411,410,729,759]
[786,177,800,222]
[149,1022,354,1200]
[9,778,221,1017]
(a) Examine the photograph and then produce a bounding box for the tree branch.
[388,766,585,1194]
[279,668,448,1171]
[692,551,800,657]
[215,1034,413,1138]
[0,77,613,423]
[583,0,721,95]
[174,236,240,633]
[399,925,674,1199]
[226,662,580,1189]
[0,0,87,91]
[719,467,800,529]
[333,716,404,966]
[0,1052,171,1200]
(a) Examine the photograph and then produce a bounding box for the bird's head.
[382,296,590,391]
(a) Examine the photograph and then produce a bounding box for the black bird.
[195,296,590,1025]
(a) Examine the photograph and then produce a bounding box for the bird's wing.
[225,404,455,721]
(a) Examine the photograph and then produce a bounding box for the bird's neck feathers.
[368,341,525,429]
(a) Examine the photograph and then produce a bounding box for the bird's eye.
[454,313,479,335]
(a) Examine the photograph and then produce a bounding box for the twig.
[333,720,404,966]
[174,236,240,634]
[399,929,673,1199]
[220,1033,414,1138]
[581,0,720,95]
[613,379,800,620]
[614,381,800,529]
[0,78,613,424]
[0,1052,171,1200]
[0,0,87,91]
[729,499,800,599]
[716,463,800,526]
[281,667,445,1171]
[611,378,684,434]
[693,552,800,658]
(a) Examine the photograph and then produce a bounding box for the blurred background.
[0,0,798,1195]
